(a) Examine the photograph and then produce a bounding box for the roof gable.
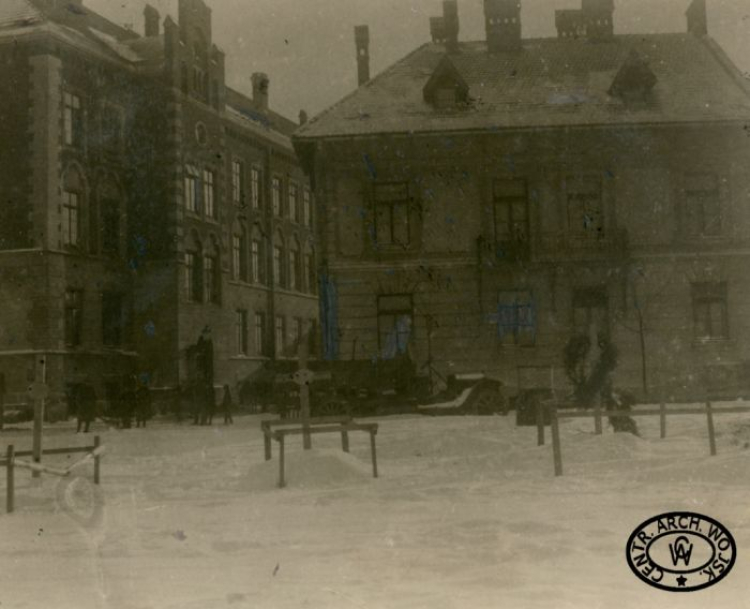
[422,55,470,107]
[609,49,657,101]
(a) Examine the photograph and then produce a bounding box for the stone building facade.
[0,0,317,411]
[294,0,750,400]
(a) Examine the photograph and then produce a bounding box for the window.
[184,165,200,213]
[377,294,413,358]
[289,317,303,352]
[101,105,121,151]
[62,190,80,247]
[251,167,261,210]
[305,252,317,294]
[303,189,312,226]
[232,160,244,207]
[236,309,249,355]
[64,289,83,347]
[572,287,609,338]
[185,252,202,302]
[289,239,300,291]
[374,183,411,247]
[272,177,282,216]
[233,229,248,281]
[273,238,285,287]
[692,282,728,340]
[203,254,219,303]
[251,239,262,283]
[203,169,215,218]
[102,292,124,347]
[434,87,457,109]
[496,290,535,346]
[289,183,299,223]
[63,91,83,147]
[494,179,529,258]
[254,312,267,356]
[567,177,603,238]
[275,316,286,356]
[685,174,721,237]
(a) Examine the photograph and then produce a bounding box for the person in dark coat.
[76,383,97,433]
[221,384,234,424]
[135,382,152,428]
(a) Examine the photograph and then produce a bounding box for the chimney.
[582,0,614,40]
[430,16,447,44]
[686,0,707,36]
[354,25,370,87]
[144,4,160,37]
[484,0,522,53]
[299,110,308,125]
[251,73,269,111]
[443,0,459,53]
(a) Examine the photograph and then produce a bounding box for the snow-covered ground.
[1,405,749,609]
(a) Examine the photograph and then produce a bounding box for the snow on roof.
[225,105,294,152]
[296,33,750,140]
[0,0,42,29]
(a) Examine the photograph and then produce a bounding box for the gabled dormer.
[609,50,657,102]
[423,56,469,110]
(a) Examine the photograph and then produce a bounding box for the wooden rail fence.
[534,402,750,477]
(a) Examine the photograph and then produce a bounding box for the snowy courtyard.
[1,407,749,609]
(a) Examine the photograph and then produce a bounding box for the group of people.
[191,384,234,426]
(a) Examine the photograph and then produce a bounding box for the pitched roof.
[0,0,42,29]
[296,33,750,140]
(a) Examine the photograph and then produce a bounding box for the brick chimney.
[582,0,614,40]
[251,73,269,111]
[484,0,522,53]
[354,25,370,87]
[686,0,707,36]
[144,4,160,37]
[443,1,459,53]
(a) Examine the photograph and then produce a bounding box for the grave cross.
[292,336,314,449]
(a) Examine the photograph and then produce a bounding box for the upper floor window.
[493,179,529,256]
[184,165,200,213]
[203,252,220,304]
[250,167,261,210]
[63,91,83,148]
[62,167,84,248]
[274,315,286,357]
[202,169,216,219]
[289,238,300,291]
[236,309,249,355]
[566,177,603,238]
[289,183,299,223]
[692,282,728,340]
[232,160,245,207]
[251,238,262,284]
[254,312,267,356]
[272,177,282,216]
[374,183,411,247]
[303,189,312,227]
[273,239,285,288]
[572,287,609,338]
[185,251,202,302]
[684,174,721,237]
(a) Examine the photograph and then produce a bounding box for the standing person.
[77,383,97,434]
[221,384,234,425]
[135,380,152,428]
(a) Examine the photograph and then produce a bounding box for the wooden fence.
[534,402,750,477]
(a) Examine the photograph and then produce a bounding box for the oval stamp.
[626,512,736,592]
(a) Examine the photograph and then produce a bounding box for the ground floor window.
[572,287,609,338]
[254,312,267,356]
[275,316,286,356]
[236,309,249,355]
[496,290,535,346]
[377,294,413,359]
[692,282,728,340]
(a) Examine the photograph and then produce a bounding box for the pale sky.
[85,0,750,121]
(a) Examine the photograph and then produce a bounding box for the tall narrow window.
[305,251,317,295]
[272,177,282,216]
[692,282,728,340]
[567,177,603,238]
[303,189,312,226]
[102,292,124,347]
[289,317,303,352]
[493,179,529,259]
[273,235,285,287]
[64,289,83,347]
[377,294,413,359]
[236,309,249,355]
[572,287,609,338]
[289,239,300,291]
[185,251,202,302]
[251,167,261,210]
[275,316,286,356]
[374,183,411,247]
[232,160,244,207]
[289,183,299,223]
[232,229,248,282]
[685,174,721,237]
[62,190,80,247]
[63,92,83,147]
[251,239,261,283]
[254,312,266,356]
[184,165,200,213]
[496,290,535,346]
[203,253,220,303]
[203,169,216,219]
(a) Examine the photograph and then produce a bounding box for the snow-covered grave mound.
[241,448,375,491]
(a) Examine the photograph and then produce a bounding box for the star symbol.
[676,575,688,587]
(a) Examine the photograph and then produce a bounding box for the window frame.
[63,90,83,148]
[184,165,201,213]
[64,289,84,348]
[692,282,729,341]
[236,309,249,355]
[376,293,414,356]
[566,176,604,238]
[684,173,722,238]
[202,168,216,219]
[373,182,413,248]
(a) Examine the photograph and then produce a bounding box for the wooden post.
[706,401,717,457]
[6,445,14,514]
[0,372,5,432]
[341,429,350,453]
[298,340,312,450]
[536,400,545,446]
[550,404,563,477]
[93,435,101,485]
[370,430,378,478]
[264,429,272,461]
[31,358,46,479]
[659,402,666,439]
[278,434,286,488]
[594,396,603,435]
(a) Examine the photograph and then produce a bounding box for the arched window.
[251,224,264,284]
[289,236,301,291]
[273,231,285,288]
[98,178,123,257]
[62,166,85,249]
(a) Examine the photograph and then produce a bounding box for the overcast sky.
[85,0,750,121]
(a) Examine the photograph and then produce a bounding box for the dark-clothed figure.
[221,384,234,424]
[135,384,152,428]
[76,384,97,433]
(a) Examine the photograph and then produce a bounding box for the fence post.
[341,429,350,453]
[659,402,666,439]
[93,435,101,485]
[706,401,717,457]
[278,434,286,488]
[263,424,272,461]
[594,396,603,435]
[370,429,379,479]
[536,401,545,446]
[550,403,563,477]
[6,445,14,514]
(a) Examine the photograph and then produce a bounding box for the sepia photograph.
[0,0,749,606]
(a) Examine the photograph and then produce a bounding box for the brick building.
[294,0,750,399]
[0,0,317,411]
